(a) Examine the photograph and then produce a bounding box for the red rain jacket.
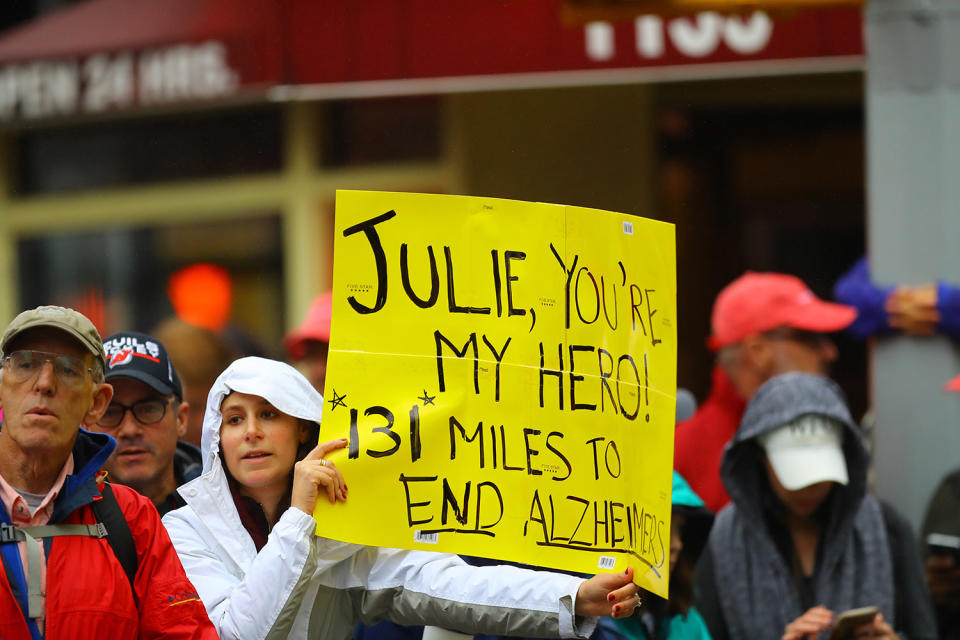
[673,366,746,514]
[0,430,217,640]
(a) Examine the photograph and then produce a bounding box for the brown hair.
[633,547,696,627]
[666,551,696,616]
[152,317,235,389]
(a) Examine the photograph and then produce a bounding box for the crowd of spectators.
[1,260,958,640]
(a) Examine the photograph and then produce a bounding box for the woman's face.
[669,513,685,573]
[764,456,834,519]
[219,392,308,494]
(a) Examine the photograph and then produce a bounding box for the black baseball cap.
[102,331,183,400]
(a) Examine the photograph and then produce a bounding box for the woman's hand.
[782,605,833,640]
[852,613,899,640]
[574,567,640,619]
[291,438,348,515]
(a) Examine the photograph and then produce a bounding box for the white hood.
[200,356,325,474]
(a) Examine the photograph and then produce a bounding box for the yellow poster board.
[317,191,677,597]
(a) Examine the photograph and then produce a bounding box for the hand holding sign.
[576,567,640,618]
[292,438,348,513]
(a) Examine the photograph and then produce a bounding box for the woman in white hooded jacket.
[162,357,639,640]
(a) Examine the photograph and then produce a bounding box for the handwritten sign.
[317,191,676,596]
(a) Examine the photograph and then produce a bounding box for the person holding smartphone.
[922,529,960,640]
[921,375,960,640]
[694,373,937,640]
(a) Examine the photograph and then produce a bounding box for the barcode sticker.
[414,531,439,544]
[622,221,634,235]
[597,556,617,570]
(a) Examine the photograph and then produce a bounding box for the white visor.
[758,415,848,490]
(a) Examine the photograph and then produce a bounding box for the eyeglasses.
[98,398,174,429]
[2,350,94,389]
[764,328,832,349]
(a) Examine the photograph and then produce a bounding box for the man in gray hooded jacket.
[694,372,936,640]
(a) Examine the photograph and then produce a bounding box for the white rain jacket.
[162,357,596,640]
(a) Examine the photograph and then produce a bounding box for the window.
[15,107,283,194]
[17,214,285,351]
[322,96,441,167]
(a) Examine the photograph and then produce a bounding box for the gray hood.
[720,372,870,532]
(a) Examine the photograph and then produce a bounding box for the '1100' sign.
[585,12,773,61]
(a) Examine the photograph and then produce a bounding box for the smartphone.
[829,606,879,640]
[927,533,960,561]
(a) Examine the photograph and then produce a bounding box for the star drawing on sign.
[328,389,348,411]
[418,390,435,406]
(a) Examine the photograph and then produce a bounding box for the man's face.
[766,328,838,377]
[88,377,186,501]
[0,327,111,456]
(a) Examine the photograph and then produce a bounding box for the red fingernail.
[614,605,620,614]
[608,594,615,602]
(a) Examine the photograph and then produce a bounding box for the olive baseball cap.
[1,305,106,369]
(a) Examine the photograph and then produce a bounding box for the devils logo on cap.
[108,349,134,368]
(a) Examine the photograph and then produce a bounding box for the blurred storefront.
[0,0,866,403]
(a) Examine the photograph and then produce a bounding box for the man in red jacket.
[674,272,857,513]
[0,306,216,640]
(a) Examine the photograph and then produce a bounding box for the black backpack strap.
[91,483,139,604]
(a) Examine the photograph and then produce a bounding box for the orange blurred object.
[70,286,106,336]
[167,263,233,331]
[945,374,960,394]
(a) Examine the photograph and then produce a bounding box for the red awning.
[0,0,279,64]
[282,0,863,88]
[0,0,863,122]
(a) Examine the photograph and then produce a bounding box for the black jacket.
[922,468,960,640]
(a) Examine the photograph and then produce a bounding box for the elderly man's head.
[0,306,113,459]
[709,272,856,399]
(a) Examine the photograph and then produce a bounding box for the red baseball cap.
[945,374,960,393]
[708,272,857,350]
[284,292,332,360]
